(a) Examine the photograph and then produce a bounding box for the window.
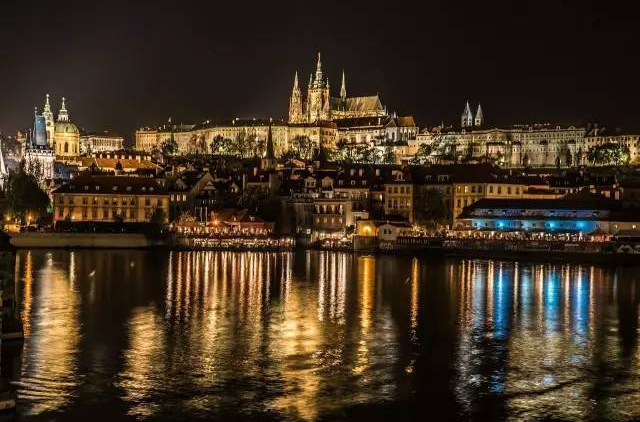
[489,186,494,194]
[145,198,151,206]
[82,197,88,205]
[129,209,136,219]
[497,186,502,194]
[471,186,476,193]
[507,187,512,195]
[103,208,109,219]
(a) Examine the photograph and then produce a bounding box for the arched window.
[64,142,69,153]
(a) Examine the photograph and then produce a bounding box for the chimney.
[253,167,258,176]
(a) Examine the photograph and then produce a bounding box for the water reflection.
[14,251,81,415]
[7,251,640,421]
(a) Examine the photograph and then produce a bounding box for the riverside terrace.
[455,190,640,240]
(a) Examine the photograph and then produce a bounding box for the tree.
[4,169,50,224]
[412,144,432,164]
[160,137,178,156]
[565,149,573,167]
[292,135,313,160]
[414,188,449,228]
[587,143,630,166]
[147,207,167,238]
[210,135,224,155]
[335,138,356,162]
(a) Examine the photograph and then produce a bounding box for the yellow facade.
[53,192,169,223]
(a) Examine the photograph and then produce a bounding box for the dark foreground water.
[2,250,640,421]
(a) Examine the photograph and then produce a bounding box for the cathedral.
[288,53,388,124]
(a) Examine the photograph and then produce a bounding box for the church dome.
[54,121,80,135]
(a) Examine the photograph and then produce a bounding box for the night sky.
[0,0,637,143]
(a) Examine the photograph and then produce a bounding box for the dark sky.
[0,0,638,143]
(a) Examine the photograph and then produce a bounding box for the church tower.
[42,94,55,146]
[58,96,70,122]
[261,125,276,171]
[461,100,474,128]
[288,72,304,123]
[474,103,484,126]
[307,53,331,122]
[340,70,347,100]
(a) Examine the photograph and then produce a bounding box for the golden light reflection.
[117,306,165,418]
[15,251,81,416]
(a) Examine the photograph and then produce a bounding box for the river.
[2,250,640,421]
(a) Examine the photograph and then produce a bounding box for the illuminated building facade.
[458,191,640,236]
[79,132,125,154]
[51,172,170,224]
[412,121,587,167]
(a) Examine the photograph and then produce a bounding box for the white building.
[80,132,125,154]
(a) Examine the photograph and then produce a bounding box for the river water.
[2,250,640,421]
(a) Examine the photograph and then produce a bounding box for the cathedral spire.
[58,96,69,122]
[314,52,323,84]
[461,100,473,128]
[340,70,347,100]
[474,103,484,126]
[293,71,299,91]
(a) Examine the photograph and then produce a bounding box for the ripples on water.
[4,250,640,421]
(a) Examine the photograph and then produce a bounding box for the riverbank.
[8,232,158,249]
[352,236,640,264]
[7,232,640,264]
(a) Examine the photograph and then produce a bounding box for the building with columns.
[80,132,125,154]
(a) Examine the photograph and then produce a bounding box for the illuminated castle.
[288,53,388,124]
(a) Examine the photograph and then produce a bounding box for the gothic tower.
[307,53,331,122]
[288,72,304,123]
[340,70,347,100]
[461,100,474,128]
[42,94,55,146]
[474,103,484,126]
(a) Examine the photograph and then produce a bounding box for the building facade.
[51,172,170,224]
[412,121,586,167]
[80,132,125,154]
